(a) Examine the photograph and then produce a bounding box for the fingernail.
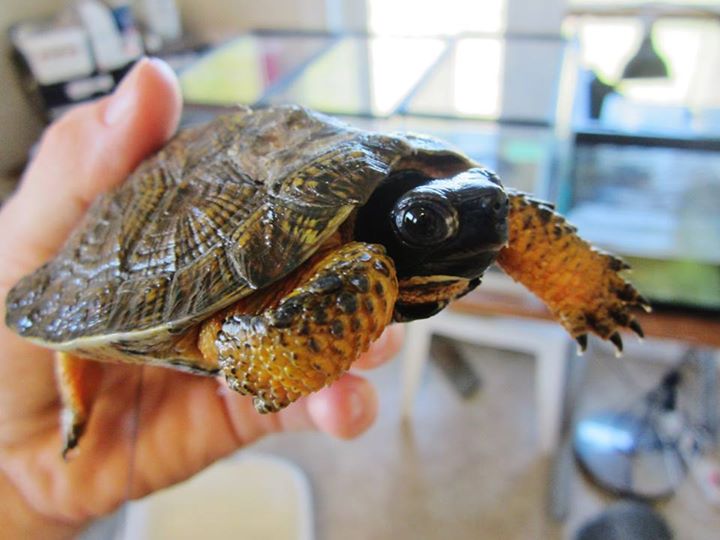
[103,59,148,125]
[148,56,177,84]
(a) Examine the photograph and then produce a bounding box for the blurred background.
[1,1,719,539]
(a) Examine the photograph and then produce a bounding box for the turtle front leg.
[200,242,398,413]
[55,352,103,457]
[496,190,650,353]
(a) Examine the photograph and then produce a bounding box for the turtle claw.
[575,334,588,355]
[629,319,645,340]
[55,353,104,457]
[60,416,82,461]
[607,255,632,272]
[609,332,624,356]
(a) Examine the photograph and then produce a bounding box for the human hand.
[0,59,403,538]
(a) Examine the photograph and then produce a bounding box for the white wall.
[0,0,331,175]
[175,0,328,42]
[0,0,63,175]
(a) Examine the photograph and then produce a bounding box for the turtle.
[4,105,649,456]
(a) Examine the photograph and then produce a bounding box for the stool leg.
[401,319,433,418]
[535,332,571,454]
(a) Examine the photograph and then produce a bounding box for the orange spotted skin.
[199,242,398,412]
[496,190,649,351]
[398,276,472,306]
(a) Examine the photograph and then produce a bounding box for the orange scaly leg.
[199,242,398,413]
[496,190,649,353]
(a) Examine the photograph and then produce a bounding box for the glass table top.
[179,33,335,106]
[176,32,574,201]
[402,37,567,125]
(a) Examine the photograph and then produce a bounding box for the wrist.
[0,469,82,540]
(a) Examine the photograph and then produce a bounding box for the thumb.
[0,58,181,282]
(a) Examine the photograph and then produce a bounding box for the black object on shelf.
[621,32,669,80]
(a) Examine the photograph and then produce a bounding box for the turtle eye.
[394,198,458,247]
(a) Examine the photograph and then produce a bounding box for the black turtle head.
[355,167,509,321]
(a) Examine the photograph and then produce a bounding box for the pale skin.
[0,59,403,538]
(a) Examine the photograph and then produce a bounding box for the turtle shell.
[5,105,474,353]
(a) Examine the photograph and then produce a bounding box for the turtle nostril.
[493,192,509,220]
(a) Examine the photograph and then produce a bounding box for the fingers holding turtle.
[496,190,650,354]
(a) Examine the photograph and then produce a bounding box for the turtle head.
[355,167,509,321]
